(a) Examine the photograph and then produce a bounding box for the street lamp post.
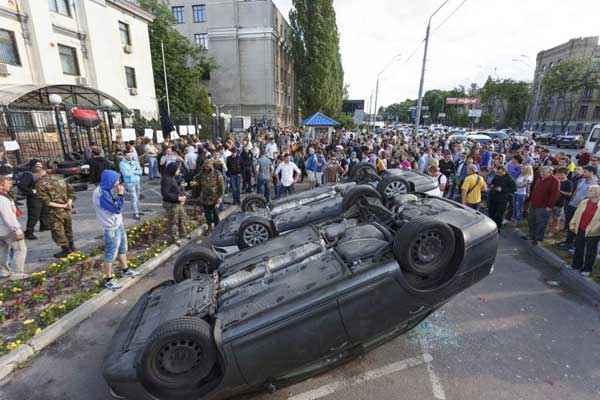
[415,0,450,134]
[372,53,402,133]
[50,94,69,160]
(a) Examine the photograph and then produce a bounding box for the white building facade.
[0,0,158,118]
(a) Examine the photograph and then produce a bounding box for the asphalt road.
[1,229,598,400]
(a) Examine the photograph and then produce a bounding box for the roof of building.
[0,84,129,110]
[303,112,340,127]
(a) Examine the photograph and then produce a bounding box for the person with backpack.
[428,165,447,198]
[461,164,487,210]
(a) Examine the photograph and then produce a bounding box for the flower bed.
[0,216,200,356]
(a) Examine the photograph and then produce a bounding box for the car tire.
[139,317,216,396]
[393,217,455,277]
[241,194,268,212]
[350,162,378,184]
[238,216,276,249]
[173,248,220,283]
[377,175,410,200]
[342,185,383,211]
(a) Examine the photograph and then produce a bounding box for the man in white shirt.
[184,146,198,172]
[428,165,447,198]
[265,137,279,160]
[275,154,301,197]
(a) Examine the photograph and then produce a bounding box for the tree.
[290,0,345,117]
[540,59,598,133]
[481,77,531,129]
[138,0,216,124]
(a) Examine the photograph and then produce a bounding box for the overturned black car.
[212,164,440,249]
[103,191,498,400]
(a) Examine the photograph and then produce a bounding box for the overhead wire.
[433,0,469,33]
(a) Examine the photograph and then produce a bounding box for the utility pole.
[161,41,171,116]
[415,0,450,134]
[373,78,380,131]
[368,92,373,133]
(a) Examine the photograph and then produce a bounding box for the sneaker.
[54,247,71,258]
[104,280,122,290]
[122,269,139,277]
[25,234,38,240]
[581,271,591,277]
[564,265,574,270]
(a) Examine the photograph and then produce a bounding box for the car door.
[338,271,430,344]
[230,298,349,385]
[273,196,343,233]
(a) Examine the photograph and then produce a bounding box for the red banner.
[446,97,480,105]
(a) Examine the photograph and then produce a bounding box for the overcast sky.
[272,0,600,109]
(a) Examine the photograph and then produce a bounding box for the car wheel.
[238,217,275,249]
[241,194,268,212]
[393,217,455,277]
[173,248,219,283]
[350,163,378,184]
[139,317,216,396]
[377,175,409,200]
[342,185,383,211]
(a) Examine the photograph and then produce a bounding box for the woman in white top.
[513,165,534,222]
[0,175,27,280]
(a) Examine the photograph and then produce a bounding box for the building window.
[58,44,79,76]
[119,22,131,46]
[125,66,137,89]
[593,106,600,120]
[172,6,184,24]
[192,5,206,23]
[193,33,208,49]
[0,29,21,66]
[48,0,71,17]
[578,105,589,120]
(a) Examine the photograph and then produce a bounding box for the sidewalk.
[19,179,165,273]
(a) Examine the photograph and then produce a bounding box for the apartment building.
[166,0,296,127]
[525,36,600,133]
[0,0,158,118]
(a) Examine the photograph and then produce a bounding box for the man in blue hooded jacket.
[93,170,138,290]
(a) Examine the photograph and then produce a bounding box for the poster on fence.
[187,125,196,135]
[171,130,179,140]
[122,128,136,142]
[144,128,154,139]
[111,129,118,141]
[156,130,164,143]
[3,141,20,151]
[177,126,188,136]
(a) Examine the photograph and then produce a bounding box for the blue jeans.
[104,225,128,263]
[280,185,294,197]
[513,193,526,221]
[256,177,271,201]
[125,182,140,217]
[230,174,241,204]
[147,157,159,179]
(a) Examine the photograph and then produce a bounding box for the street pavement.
[0,229,598,400]
[20,178,166,273]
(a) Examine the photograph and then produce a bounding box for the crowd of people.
[1,126,600,285]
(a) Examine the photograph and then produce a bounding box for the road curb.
[511,227,600,304]
[0,206,238,382]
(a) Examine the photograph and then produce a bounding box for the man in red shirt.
[528,166,560,245]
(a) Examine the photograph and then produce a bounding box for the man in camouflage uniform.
[35,168,76,258]
[192,161,224,231]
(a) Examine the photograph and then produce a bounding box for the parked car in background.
[584,124,600,154]
[103,193,498,400]
[555,133,584,149]
[467,134,493,146]
[535,132,555,145]
[484,131,510,141]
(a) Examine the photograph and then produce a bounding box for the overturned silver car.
[103,191,498,400]
[213,164,440,249]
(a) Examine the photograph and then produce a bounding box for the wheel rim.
[384,181,408,198]
[410,230,444,267]
[156,339,203,377]
[242,223,270,247]
[184,259,210,279]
